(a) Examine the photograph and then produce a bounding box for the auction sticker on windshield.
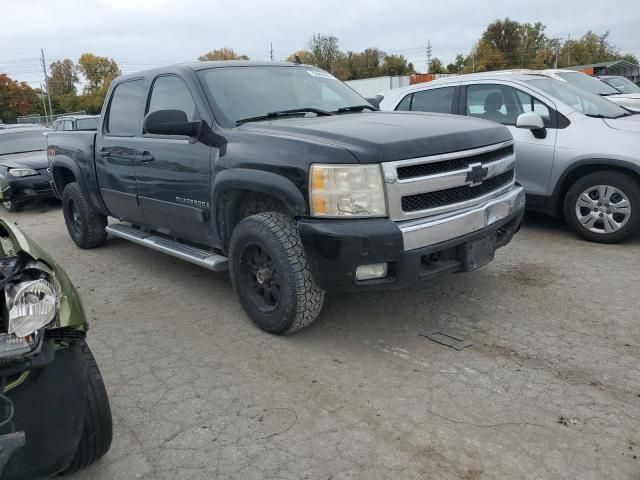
[307,70,336,80]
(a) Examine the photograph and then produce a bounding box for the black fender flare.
[50,157,109,215]
[50,157,84,196]
[212,168,308,244]
[548,158,640,216]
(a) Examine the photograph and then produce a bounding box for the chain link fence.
[16,111,87,127]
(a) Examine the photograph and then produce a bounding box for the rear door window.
[105,79,145,136]
[395,94,412,111]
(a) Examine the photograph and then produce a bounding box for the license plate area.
[462,234,496,271]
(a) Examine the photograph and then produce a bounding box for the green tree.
[198,48,249,61]
[446,54,466,74]
[77,53,120,93]
[49,58,78,96]
[482,18,524,65]
[620,53,639,65]
[337,48,385,80]
[308,33,342,73]
[428,57,447,74]
[379,54,414,76]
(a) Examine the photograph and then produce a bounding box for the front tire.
[564,171,639,243]
[229,212,325,334]
[61,342,112,475]
[62,182,107,249]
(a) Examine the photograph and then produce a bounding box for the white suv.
[380,73,640,243]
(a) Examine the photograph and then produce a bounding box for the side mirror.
[143,109,201,137]
[515,112,545,130]
[365,97,381,110]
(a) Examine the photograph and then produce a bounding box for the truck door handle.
[139,152,155,164]
[98,149,110,158]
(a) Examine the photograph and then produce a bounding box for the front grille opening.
[401,170,514,212]
[397,145,514,180]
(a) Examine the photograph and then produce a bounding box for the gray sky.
[2,0,639,88]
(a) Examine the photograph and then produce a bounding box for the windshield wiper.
[584,113,606,118]
[236,108,334,125]
[335,105,378,113]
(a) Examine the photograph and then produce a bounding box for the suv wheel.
[564,171,639,243]
[229,212,325,334]
[62,182,108,249]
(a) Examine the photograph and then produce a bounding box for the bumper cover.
[0,169,55,202]
[298,186,525,292]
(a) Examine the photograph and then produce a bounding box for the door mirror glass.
[516,112,545,130]
[143,109,201,137]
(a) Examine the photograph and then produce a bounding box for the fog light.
[355,263,388,281]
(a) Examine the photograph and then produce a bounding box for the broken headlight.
[5,262,61,339]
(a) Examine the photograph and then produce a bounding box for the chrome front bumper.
[398,185,525,251]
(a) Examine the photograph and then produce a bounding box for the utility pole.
[270,42,274,62]
[566,34,571,67]
[39,83,48,122]
[472,54,475,73]
[40,48,54,125]
[552,38,563,69]
[426,39,432,74]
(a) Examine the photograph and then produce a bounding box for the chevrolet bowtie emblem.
[465,163,489,186]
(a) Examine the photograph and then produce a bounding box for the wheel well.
[52,166,77,195]
[222,190,289,246]
[555,164,640,218]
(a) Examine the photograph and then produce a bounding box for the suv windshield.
[554,71,620,96]
[601,76,640,94]
[198,66,367,125]
[526,78,629,118]
[0,130,47,155]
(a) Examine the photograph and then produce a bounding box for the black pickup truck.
[47,61,525,334]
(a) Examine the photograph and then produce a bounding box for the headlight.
[310,164,387,217]
[8,168,38,177]
[5,263,61,338]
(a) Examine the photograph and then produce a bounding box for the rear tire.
[2,200,22,212]
[62,182,107,249]
[229,212,325,334]
[563,171,639,243]
[60,342,112,475]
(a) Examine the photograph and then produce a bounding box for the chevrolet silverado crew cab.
[47,61,524,334]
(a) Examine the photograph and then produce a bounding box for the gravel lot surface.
[8,202,640,480]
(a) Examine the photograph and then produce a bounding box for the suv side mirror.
[516,112,545,130]
[143,109,201,137]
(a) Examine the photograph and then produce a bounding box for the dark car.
[52,115,100,132]
[0,218,112,478]
[0,127,55,212]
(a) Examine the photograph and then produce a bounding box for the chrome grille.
[397,145,514,180]
[381,141,516,221]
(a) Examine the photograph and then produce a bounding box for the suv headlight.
[8,168,38,177]
[5,263,61,338]
[310,164,387,217]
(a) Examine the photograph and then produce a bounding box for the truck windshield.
[198,66,367,125]
[525,78,629,119]
[554,71,620,96]
[601,76,640,94]
[0,130,47,155]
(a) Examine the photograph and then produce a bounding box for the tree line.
[1,18,638,122]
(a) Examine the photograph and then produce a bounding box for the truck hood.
[0,150,48,169]
[239,111,511,163]
[610,95,640,112]
[602,114,640,132]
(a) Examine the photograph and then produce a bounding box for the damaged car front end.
[0,219,112,478]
